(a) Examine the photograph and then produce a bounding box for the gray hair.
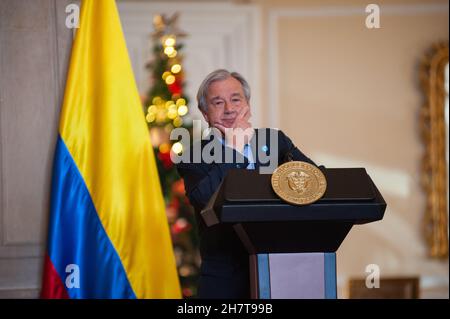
[196,69,251,112]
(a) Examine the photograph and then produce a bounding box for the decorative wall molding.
[0,0,72,297]
[117,1,262,128]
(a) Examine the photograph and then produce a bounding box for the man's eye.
[232,99,241,103]
[215,101,224,106]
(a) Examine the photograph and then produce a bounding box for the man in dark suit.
[176,69,318,298]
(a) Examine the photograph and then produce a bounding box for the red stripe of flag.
[40,253,69,299]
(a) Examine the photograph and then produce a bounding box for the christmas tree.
[143,13,200,298]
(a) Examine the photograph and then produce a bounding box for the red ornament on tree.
[157,150,174,169]
[168,77,182,95]
[171,218,192,234]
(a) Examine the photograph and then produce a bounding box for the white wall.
[258,1,449,298]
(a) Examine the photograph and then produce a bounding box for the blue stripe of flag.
[46,135,136,299]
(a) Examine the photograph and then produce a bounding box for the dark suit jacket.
[176,128,317,298]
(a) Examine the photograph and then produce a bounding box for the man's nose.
[224,101,234,113]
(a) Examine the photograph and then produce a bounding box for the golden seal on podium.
[271,161,327,205]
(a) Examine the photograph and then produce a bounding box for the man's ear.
[201,110,210,124]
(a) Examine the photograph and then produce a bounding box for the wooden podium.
[201,167,387,299]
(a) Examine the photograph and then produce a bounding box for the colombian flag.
[40,0,181,298]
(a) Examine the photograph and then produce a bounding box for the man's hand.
[214,105,254,153]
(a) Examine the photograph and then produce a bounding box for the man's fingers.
[243,107,251,121]
[235,105,249,121]
[214,123,226,133]
[232,106,250,128]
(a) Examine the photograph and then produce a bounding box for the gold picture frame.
[419,42,449,258]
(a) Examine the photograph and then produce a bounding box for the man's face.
[202,76,249,129]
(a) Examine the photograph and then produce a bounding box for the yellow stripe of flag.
[59,0,181,298]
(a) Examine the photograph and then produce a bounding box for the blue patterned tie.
[243,144,255,170]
